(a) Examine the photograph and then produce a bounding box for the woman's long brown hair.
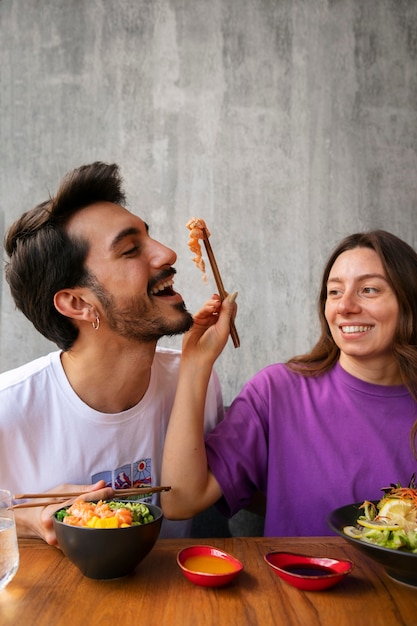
[286,230,417,457]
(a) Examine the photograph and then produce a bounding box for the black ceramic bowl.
[327,502,417,587]
[53,502,163,579]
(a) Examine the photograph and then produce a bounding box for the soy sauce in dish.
[283,564,333,577]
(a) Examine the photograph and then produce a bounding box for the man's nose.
[149,238,177,267]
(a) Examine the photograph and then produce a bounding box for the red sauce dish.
[177,545,244,587]
[264,551,353,591]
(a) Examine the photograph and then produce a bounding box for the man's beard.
[88,277,193,342]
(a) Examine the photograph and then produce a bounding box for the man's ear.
[54,289,96,324]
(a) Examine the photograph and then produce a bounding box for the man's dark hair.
[4,162,126,350]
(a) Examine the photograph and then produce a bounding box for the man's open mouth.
[150,277,176,297]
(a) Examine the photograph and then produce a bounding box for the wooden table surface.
[1,536,416,626]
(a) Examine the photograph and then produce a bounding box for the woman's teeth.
[341,325,372,333]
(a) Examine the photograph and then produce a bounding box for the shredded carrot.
[388,487,417,506]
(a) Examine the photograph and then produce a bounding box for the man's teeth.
[341,325,372,333]
[151,280,173,295]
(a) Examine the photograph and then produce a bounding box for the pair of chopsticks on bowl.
[202,228,240,349]
[10,486,171,510]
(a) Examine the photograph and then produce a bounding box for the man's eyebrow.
[110,226,143,250]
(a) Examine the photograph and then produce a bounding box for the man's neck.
[60,340,157,413]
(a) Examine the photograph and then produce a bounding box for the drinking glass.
[0,489,19,591]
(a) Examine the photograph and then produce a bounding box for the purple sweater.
[205,362,417,536]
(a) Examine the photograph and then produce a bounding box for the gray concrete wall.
[1,0,416,405]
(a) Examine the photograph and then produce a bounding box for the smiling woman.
[289,231,417,390]
[161,229,417,539]
[324,247,400,382]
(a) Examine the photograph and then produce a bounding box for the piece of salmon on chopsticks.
[186,217,240,348]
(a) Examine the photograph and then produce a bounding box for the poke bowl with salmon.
[53,499,163,579]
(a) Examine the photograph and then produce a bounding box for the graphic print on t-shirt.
[92,458,152,489]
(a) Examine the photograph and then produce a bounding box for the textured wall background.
[1,0,416,405]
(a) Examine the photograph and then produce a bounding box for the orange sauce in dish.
[183,555,237,574]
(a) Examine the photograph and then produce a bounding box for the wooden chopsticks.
[202,228,240,348]
[11,486,171,509]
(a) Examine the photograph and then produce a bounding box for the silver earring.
[92,316,100,331]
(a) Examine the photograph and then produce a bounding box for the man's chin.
[148,302,193,339]
[167,305,194,335]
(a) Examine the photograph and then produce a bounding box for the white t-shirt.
[0,347,223,538]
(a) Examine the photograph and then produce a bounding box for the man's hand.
[14,480,114,546]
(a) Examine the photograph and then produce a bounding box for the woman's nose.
[337,292,361,314]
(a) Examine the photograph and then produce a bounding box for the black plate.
[327,501,417,587]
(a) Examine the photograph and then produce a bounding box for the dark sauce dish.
[264,551,353,591]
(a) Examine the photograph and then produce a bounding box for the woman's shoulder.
[249,361,316,384]
[241,361,313,395]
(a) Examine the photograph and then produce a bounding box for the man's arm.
[14,480,114,545]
